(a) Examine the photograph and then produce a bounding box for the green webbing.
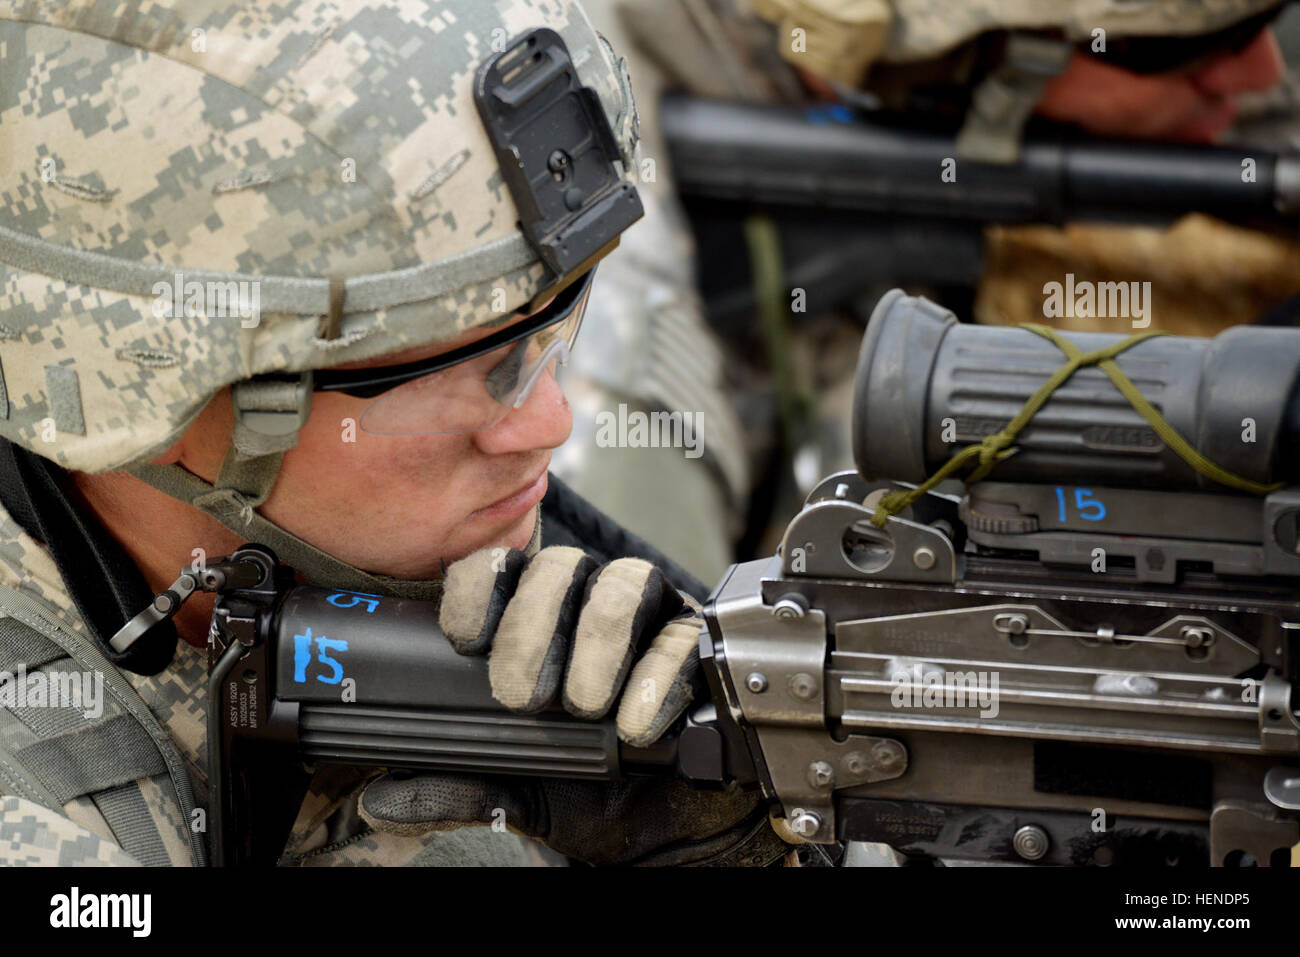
[124,461,546,601]
[869,323,1284,528]
[211,446,283,508]
[13,713,167,806]
[126,462,447,602]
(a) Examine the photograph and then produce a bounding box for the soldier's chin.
[477,505,539,557]
[1166,99,1238,143]
[507,505,540,551]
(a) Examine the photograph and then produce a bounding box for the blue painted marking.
[313,638,349,685]
[291,627,350,684]
[1075,488,1106,521]
[292,629,313,684]
[804,104,855,126]
[326,590,382,613]
[1055,487,1107,522]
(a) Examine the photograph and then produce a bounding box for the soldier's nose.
[1192,28,1285,97]
[472,367,573,456]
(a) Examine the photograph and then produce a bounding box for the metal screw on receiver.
[871,739,906,774]
[790,811,822,838]
[790,672,818,700]
[1013,824,1050,861]
[808,761,836,789]
[772,594,809,619]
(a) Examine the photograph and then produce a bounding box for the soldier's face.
[164,321,575,580]
[1035,27,1285,142]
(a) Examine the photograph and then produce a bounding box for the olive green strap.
[125,461,546,601]
[1025,324,1284,496]
[870,324,1283,528]
[744,215,812,449]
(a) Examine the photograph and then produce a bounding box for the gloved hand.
[358,772,786,866]
[439,545,701,747]
[358,545,789,866]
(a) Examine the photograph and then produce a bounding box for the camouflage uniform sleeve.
[0,796,141,866]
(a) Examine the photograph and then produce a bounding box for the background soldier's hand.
[358,545,789,865]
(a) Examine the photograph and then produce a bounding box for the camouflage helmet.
[0,0,642,475]
[750,0,1287,87]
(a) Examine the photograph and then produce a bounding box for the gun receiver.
[702,292,1300,865]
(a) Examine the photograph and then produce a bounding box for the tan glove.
[438,545,700,747]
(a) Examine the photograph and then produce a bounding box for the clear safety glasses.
[314,268,595,435]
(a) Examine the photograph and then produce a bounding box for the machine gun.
[116,292,1300,866]
[661,96,1300,331]
[704,290,1300,866]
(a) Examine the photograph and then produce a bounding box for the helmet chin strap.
[955,32,1073,164]
[125,377,542,603]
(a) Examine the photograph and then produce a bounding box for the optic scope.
[853,290,1300,491]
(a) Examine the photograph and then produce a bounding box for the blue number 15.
[1055,487,1106,523]
[292,627,349,685]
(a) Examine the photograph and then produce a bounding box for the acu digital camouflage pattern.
[750,0,1287,85]
[0,797,142,865]
[0,0,640,473]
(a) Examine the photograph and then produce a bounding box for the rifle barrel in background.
[662,97,1300,326]
[663,96,1300,226]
